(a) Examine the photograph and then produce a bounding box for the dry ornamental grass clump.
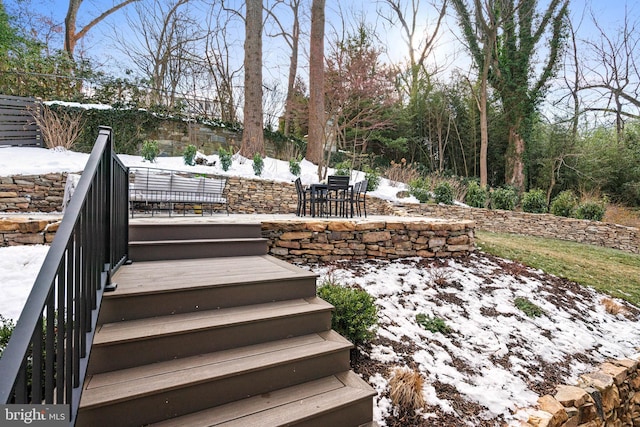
[389,367,426,412]
[602,297,628,316]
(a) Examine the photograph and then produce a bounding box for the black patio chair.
[294,177,312,216]
[354,179,368,217]
[326,175,351,217]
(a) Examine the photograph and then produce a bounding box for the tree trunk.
[306,0,325,168]
[479,75,488,188]
[505,126,526,193]
[282,0,300,137]
[64,0,82,56]
[240,0,265,157]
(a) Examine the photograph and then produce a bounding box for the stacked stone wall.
[526,356,640,427]
[1,172,639,254]
[0,217,60,246]
[0,173,67,213]
[261,219,475,262]
[389,204,640,254]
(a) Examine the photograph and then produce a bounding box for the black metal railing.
[0,127,129,424]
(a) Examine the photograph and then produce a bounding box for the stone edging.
[525,355,640,427]
[0,217,60,246]
[261,218,475,262]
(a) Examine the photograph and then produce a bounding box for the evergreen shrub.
[252,153,264,176]
[575,200,606,221]
[218,147,232,171]
[289,159,301,176]
[491,186,519,210]
[522,189,548,213]
[317,283,378,346]
[141,140,159,162]
[550,190,577,217]
[465,181,488,208]
[434,182,454,205]
[409,178,431,203]
[364,166,381,191]
[183,144,197,166]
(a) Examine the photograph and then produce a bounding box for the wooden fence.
[0,94,42,147]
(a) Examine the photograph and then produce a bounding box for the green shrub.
[218,147,232,171]
[253,153,264,176]
[183,144,197,166]
[0,315,15,357]
[491,186,519,210]
[575,200,606,221]
[514,297,545,318]
[409,178,431,203]
[364,166,381,191]
[434,181,454,205]
[522,189,548,213]
[465,181,488,208]
[317,283,378,346]
[141,140,159,162]
[550,190,577,217]
[415,313,451,335]
[334,161,350,176]
[289,158,301,176]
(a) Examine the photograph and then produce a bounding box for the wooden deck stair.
[77,222,376,426]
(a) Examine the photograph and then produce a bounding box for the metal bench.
[129,167,228,216]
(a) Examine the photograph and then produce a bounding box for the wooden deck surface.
[111,255,317,296]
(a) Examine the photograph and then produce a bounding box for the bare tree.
[451,0,501,188]
[116,0,202,108]
[380,0,447,102]
[307,0,325,168]
[65,0,140,58]
[579,7,640,141]
[203,5,243,123]
[240,0,265,157]
[265,0,304,136]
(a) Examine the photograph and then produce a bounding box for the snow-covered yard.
[1,146,639,425]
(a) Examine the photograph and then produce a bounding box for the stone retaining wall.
[526,356,640,427]
[0,217,60,246]
[261,219,475,263]
[0,173,67,212]
[391,204,640,254]
[2,172,639,254]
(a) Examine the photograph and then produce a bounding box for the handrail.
[0,127,129,424]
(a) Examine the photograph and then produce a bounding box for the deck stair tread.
[94,297,332,345]
[80,330,351,409]
[110,255,317,297]
[148,371,375,426]
[76,222,374,425]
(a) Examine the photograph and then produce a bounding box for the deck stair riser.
[79,333,352,427]
[128,238,269,261]
[129,223,263,241]
[128,223,268,261]
[77,222,375,426]
[89,298,333,374]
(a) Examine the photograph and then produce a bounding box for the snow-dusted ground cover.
[307,255,640,426]
[2,146,639,425]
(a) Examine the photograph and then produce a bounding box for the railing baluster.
[56,262,66,404]
[32,319,43,403]
[45,290,55,403]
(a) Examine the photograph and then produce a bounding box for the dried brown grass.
[601,298,628,316]
[389,367,426,411]
[30,105,85,150]
[603,204,640,228]
[384,159,421,186]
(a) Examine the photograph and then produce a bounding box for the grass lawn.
[475,231,640,307]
